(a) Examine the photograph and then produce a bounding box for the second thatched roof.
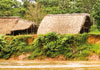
[11,19,36,31]
[37,13,92,34]
[0,17,37,35]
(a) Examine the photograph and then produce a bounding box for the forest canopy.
[0,0,100,32]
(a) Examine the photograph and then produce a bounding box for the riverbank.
[1,33,100,60]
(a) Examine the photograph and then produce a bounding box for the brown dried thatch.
[0,17,37,35]
[37,13,92,34]
[12,19,36,31]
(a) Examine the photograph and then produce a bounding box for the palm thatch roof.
[37,13,92,34]
[0,17,37,35]
[11,19,36,31]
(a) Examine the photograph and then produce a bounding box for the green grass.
[89,32,100,35]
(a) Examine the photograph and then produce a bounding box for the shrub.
[90,25,99,32]
[30,32,89,59]
[0,35,12,59]
[1,33,100,60]
[0,35,34,59]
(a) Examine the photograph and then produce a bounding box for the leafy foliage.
[91,0,100,30]
[36,0,97,14]
[25,3,45,25]
[30,32,89,60]
[0,35,34,59]
[0,0,21,16]
[90,25,100,34]
[0,33,100,60]
[0,0,98,26]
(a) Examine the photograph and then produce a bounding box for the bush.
[0,35,34,59]
[0,34,11,59]
[89,25,100,34]
[1,33,100,60]
[30,32,89,59]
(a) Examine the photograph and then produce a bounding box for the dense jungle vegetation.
[0,0,100,28]
[0,33,100,60]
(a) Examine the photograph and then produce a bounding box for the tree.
[78,0,97,13]
[36,0,71,14]
[91,0,100,30]
[36,0,97,14]
[0,0,21,16]
[68,0,97,13]
[25,3,46,25]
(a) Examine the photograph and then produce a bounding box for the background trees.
[0,0,21,16]
[35,0,70,14]
[90,0,100,32]
[25,3,45,25]
[35,0,97,14]
[0,0,99,29]
[92,0,100,27]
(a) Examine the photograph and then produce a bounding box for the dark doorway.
[80,16,92,33]
[11,25,37,35]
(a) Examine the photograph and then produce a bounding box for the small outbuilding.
[0,17,37,35]
[37,13,92,34]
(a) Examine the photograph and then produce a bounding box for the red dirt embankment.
[88,35,100,44]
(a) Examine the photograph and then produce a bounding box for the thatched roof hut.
[0,17,37,35]
[37,13,92,34]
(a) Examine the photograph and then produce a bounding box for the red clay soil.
[88,35,100,44]
[8,53,100,61]
[8,54,66,61]
[88,54,99,61]
[9,54,30,60]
